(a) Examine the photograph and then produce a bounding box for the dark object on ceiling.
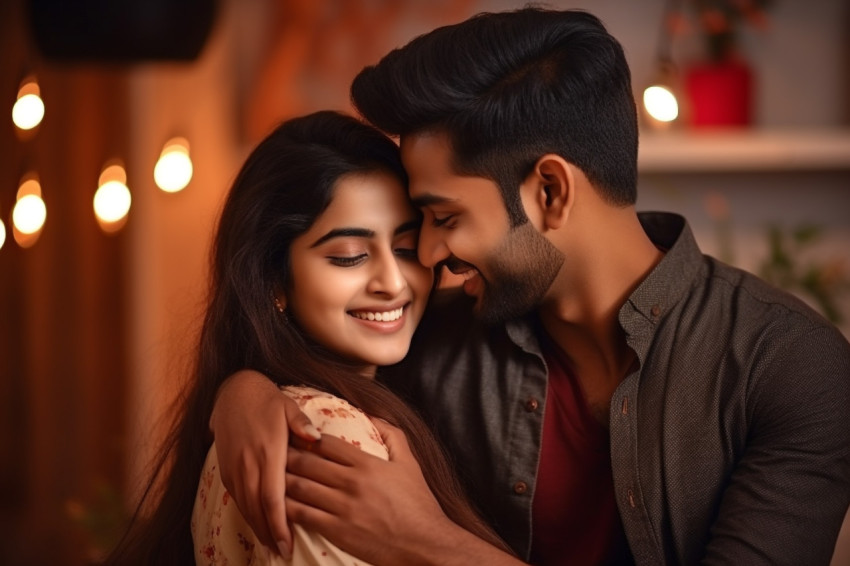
[27,0,218,62]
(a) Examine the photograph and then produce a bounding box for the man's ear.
[522,154,574,230]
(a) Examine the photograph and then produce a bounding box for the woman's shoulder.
[280,386,388,460]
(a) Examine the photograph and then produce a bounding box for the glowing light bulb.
[0,219,6,250]
[13,194,47,234]
[154,138,193,192]
[643,85,679,123]
[12,80,45,130]
[94,181,132,223]
[94,162,131,232]
[13,176,45,247]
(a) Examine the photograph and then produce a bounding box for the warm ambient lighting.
[154,137,193,192]
[643,84,679,122]
[0,217,6,250]
[12,79,45,131]
[94,163,131,232]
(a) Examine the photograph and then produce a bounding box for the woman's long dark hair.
[105,111,511,564]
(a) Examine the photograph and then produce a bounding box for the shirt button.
[524,397,539,412]
[513,481,528,495]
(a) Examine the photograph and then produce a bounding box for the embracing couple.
[107,7,850,566]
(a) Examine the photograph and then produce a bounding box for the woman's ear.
[272,287,286,313]
[521,154,574,230]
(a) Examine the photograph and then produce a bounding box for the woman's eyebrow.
[310,227,374,248]
[311,219,420,248]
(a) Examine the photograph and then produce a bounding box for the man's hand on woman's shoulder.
[210,369,320,558]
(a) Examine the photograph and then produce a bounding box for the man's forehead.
[400,130,452,158]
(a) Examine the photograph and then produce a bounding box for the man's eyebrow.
[410,193,456,209]
[310,227,375,248]
[394,219,421,235]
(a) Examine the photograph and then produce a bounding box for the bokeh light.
[95,163,131,232]
[12,80,45,130]
[154,137,193,193]
[13,194,47,235]
[94,181,132,223]
[643,85,679,123]
[12,176,45,246]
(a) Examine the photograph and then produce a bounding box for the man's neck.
[537,206,662,418]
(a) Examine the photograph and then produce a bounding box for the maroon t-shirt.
[531,334,632,565]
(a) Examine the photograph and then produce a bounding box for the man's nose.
[417,226,450,268]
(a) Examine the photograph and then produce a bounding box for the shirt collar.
[619,212,705,358]
[505,212,704,357]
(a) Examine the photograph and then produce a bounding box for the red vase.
[685,58,753,127]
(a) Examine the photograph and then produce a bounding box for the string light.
[94,162,131,232]
[6,77,198,247]
[12,176,46,247]
[154,137,193,192]
[12,78,45,131]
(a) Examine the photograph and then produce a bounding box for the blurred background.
[1,0,848,564]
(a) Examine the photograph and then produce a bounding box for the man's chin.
[474,296,523,325]
[472,282,548,324]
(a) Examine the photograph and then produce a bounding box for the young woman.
[105,111,510,565]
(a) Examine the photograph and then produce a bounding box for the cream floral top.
[191,386,388,565]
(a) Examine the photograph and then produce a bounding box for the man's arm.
[703,326,850,565]
[285,420,527,566]
[209,369,321,557]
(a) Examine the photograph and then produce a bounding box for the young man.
[210,8,850,565]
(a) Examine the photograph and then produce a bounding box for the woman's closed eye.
[328,253,367,267]
[393,230,419,260]
[394,246,418,260]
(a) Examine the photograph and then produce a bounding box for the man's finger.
[284,493,344,534]
[287,444,356,488]
[285,399,321,442]
[370,417,414,462]
[293,434,370,467]
[285,469,353,518]
[233,455,276,550]
[259,448,292,559]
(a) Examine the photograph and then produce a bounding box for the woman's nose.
[367,254,407,296]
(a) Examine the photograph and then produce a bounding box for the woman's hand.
[209,369,321,558]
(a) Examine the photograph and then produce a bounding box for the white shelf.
[638,128,850,173]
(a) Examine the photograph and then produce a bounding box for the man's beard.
[476,222,564,324]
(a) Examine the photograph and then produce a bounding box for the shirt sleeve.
[702,324,850,566]
[191,386,388,565]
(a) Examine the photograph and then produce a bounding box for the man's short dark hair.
[351,7,638,226]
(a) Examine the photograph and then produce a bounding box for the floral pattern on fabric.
[191,386,388,565]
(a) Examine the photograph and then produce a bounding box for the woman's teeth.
[351,307,404,322]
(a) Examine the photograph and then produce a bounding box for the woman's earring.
[273,297,285,313]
